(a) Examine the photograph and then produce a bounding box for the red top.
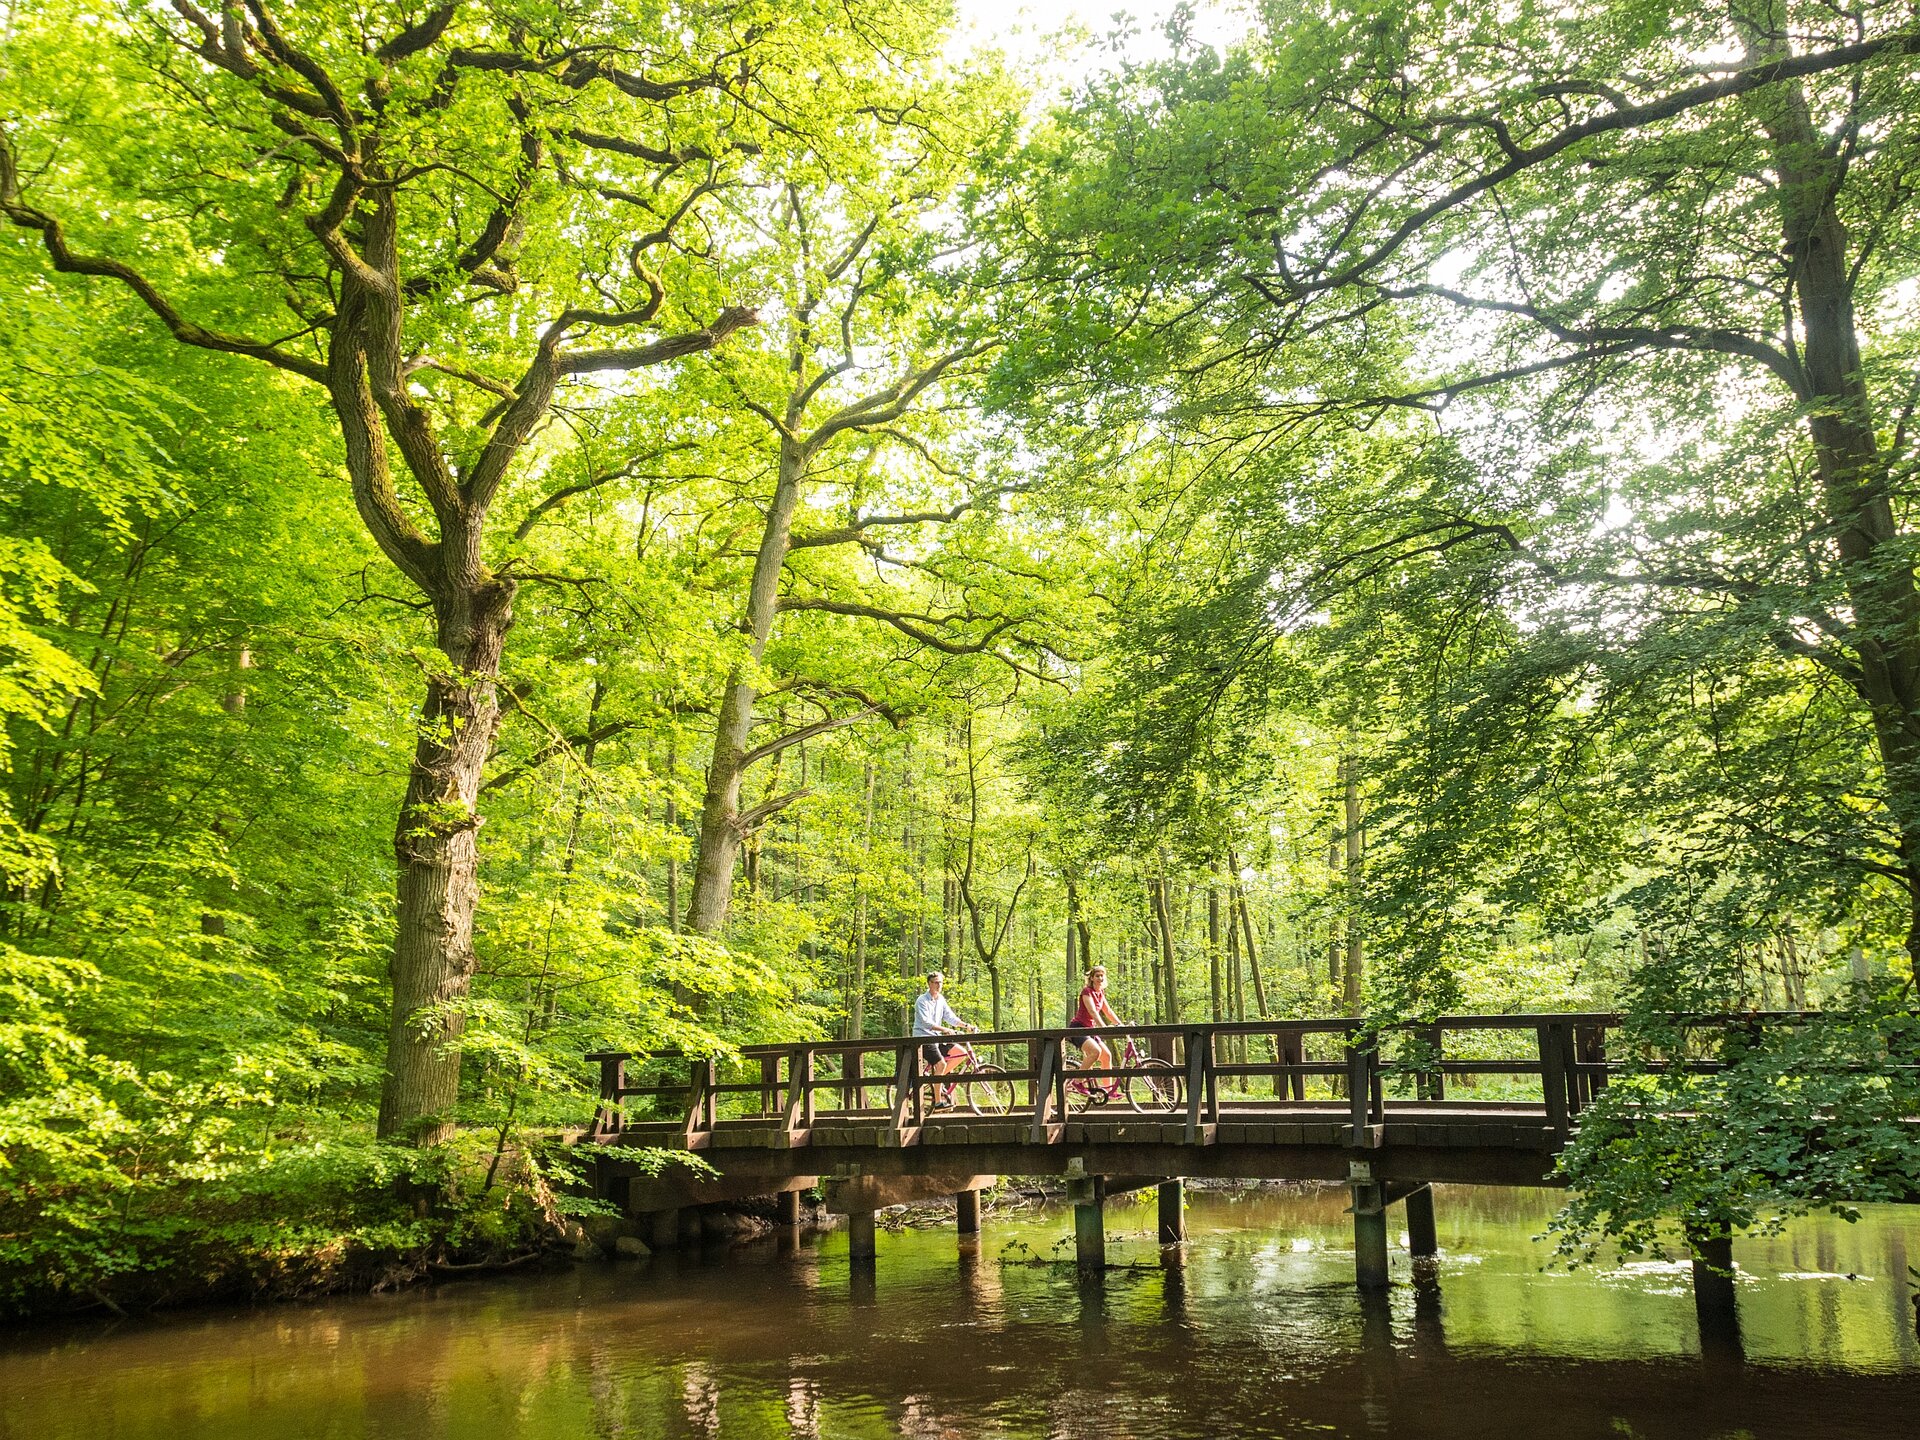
[1072,984,1104,1027]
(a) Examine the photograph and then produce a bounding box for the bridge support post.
[1686,1224,1738,1332]
[955,1187,981,1236]
[646,1208,682,1250]
[1157,1180,1185,1244]
[1350,1169,1389,1290]
[1068,1175,1104,1278]
[847,1208,877,1263]
[1404,1184,1437,1259]
[776,1189,801,1227]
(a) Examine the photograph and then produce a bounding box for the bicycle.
[1061,1031,1182,1114]
[1118,1034,1182,1113]
[913,1036,1015,1117]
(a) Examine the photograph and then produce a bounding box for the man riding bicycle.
[911,971,975,1110]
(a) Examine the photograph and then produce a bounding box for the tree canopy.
[1,0,1915,1313]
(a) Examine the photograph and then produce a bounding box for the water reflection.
[1,1189,1915,1440]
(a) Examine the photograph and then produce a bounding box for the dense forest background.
[3,0,1917,1313]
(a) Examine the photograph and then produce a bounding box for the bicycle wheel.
[1126,1057,1183,1114]
[1059,1051,1096,1112]
[961,1063,1015,1116]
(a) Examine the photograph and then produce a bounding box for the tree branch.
[738,788,811,831]
[0,135,327,383]
[789,482,1029,549]
[1282,33,1920,298]
[739,708,880,772]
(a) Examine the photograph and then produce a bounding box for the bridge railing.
[586,1011,1824,1146]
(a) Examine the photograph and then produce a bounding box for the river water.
[2,1186,1915,1439]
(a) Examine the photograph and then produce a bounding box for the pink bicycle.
[1062,1032,1182,1113]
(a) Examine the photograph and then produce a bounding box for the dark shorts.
[920,1040,963,1068]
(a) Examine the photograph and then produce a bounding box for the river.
[2,1186,1915,1439]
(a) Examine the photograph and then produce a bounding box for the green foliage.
[1550,983,1920,1263]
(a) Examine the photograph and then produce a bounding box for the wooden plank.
[782,1047,810,1138]
[1029,1038,1061,1143]
[681,1059,714,1147]
[1346,1045,1372,1133]
[1183,1032,1208,1144]
[887,1042,918,1140]
[1539,1022,1571,1143]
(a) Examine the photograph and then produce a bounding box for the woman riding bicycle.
[1068,965,1124,1100]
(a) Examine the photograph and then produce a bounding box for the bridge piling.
[1405,1184,1438,1259]
[1068,1175,1104,1277]
[956,1188,981,1236]
[1350,1169,1390,1290]
[646,1208,682,1250]
[847,1207,877,1263]
[1157,1180,1185,1244]
[776,1189,801,1227]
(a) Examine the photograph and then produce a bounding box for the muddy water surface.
[1,1186,1915,1439]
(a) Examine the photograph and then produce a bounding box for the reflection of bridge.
[587,1013,1783,1316]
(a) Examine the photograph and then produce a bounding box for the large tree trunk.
[377,579,514,1143]
[1748,38,1920,962]
[686,441,807,934]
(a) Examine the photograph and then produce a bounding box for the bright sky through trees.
[950,0,1251,80]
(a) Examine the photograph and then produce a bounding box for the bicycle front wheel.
[962,1063,1015,1116]
[1126,1057,1183,1114]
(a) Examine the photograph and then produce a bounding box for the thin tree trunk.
[1066,877,1082,1007]
[1326,829,1342,988]
[1151,872,1179,1023]
[1342,755,1364,1015]
[848,761,874,1039]
[1208,872,1224,1023]
[1143,912,1164,1025]
[664,729,680,933]
[1226,847,1271,1018]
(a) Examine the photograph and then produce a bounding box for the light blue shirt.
[912,989,962,1037]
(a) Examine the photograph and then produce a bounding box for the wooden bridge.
[587,1011,1795,1301]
